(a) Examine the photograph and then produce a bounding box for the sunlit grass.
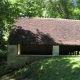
[27,56,80,80]
[1,56,80,80]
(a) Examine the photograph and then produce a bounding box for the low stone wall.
[7,55,50,69]
[7,44,59,69]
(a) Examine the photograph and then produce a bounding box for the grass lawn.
[1,56,80,80]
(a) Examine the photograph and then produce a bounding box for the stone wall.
[7,55,49,69]
[7,44,49,68]
[7,44,59,69]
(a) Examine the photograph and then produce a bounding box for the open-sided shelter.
[7,17,80,68]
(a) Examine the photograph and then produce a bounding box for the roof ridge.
[17,17,80,21]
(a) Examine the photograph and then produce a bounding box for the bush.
[0,40,7,60]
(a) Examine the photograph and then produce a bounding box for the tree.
[17,0,45,17]
[0,0,22,58]
[45,0,75,18]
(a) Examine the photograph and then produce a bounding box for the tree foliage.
[0,0,80,41]
[1,0,80,32]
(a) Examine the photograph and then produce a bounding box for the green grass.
[27,56,80,80]
[1,56,80,80]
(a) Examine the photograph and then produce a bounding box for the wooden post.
[18,44,20,55]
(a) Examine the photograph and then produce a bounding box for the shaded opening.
[59,45,80,55]
[20,44,52,55]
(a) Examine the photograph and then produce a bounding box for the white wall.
[8,45,17,55]
[52,45,59,56]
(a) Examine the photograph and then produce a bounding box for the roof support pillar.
[18,44,20,55]
[52,45,59,56]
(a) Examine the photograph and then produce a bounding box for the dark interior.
[59,45,80,55]
[20,44,52,55]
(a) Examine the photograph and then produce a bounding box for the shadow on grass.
[2,56,80,80]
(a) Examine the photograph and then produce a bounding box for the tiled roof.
[8,17,80,45]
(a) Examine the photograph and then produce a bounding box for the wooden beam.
[18,44,20,55]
